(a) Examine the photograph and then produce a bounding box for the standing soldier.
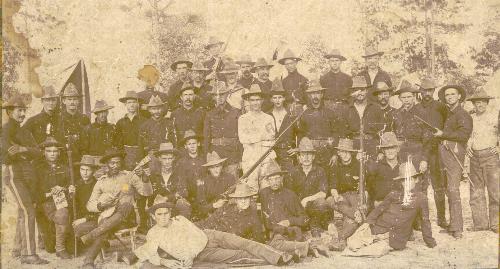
[115,91,146,170]
[2,96,49,264]
[465,88,499,233]
[357,47,392,101]
[236,54,256,89]
[252,58,275,111]
[279,49,308,106]
[57,83,91,162]
[36,137,74,259]
[203,36,226,81]
[320,49,353,113]
[167,59,193,110]
[267,78,296,171]
[190,62,214,110]
[238,84,277,191]
[372,81,395,131]
[415,78,448,228]
[220,62,245,110]
[137,65,168,118]
[81,100,116,156]
[298,80,344,170]
[171,83,206,147]
[203,81,242,178]
[433,85,473,239]
[23,86,60,144]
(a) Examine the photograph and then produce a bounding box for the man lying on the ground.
[134,195,294,268]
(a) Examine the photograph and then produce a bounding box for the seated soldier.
[35,137,74,259]
[80,148,153,269]
[259,161,308,242]
[345,162,436,256]
[147,142,192,219]
[287,137,330,238]
[195,151,237,219]
[134,196,294,268]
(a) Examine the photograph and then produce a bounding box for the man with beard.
[372,81,395,131]
[171,84,206,147]
[414,78,448,228]
[167,59,193,110]
[81,148,153,269]
[253,57,275,111]
[279,49,308,106]
[203,81,242,178]
[220,62,245,110]
[236,54,256,89]
[190,62,213,110]
[2,96,49,264]
[81,100,117,156]
[203,36,226,82]
[320,49,353,113]
[433,85,473,239]
[357,47,392,102]
[23,86,60,144]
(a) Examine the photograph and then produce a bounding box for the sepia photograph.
[1,0,499,268]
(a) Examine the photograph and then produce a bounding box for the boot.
[452,231,463,239]
[56,250,72,259]
[81,204,132,245]
[20,255,49,264]
[277,253,293,266]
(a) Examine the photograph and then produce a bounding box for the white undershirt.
[272,108,287,131]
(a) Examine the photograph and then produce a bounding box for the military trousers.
[426,146,446,224]
[42,201,70,253]
[326,191,362,240]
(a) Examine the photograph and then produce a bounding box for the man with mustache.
[320,49,353,114]
[190,62,213,110]
[80,100,117,156]
[236,54,256,89]
[253,57,275,111]
[23,86,60,144]
[372,81,395,131]
[220,62,245,110]
[167,59,193,110]
[357,47,392,102]
[279,49,308,106]
[171,83,206,148]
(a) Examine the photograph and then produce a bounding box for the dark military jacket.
[194,82,214,110]
[267,108,296,151]
[238,75,255,89]
[203,57,225,81]
[414,100,447,151]
[174,154,206,203]
[75,177,97,219]
[286,165,328,200]
[138,116,176,155]
[203,103,242,164]
[380,105,395,132]
[367,190,436,250]
[255,79,273,111]
[297,105,345,140]
[35,161,71,203]
[171,106,206,146]
[53,111,90,161]
[2,119,41,165]
[344,102,385,138]
[282,71,308,104]
[357,67,392,102]
[330,158,363,194]
[392,105,428,144]
[440,104,473,145]
[319,70,353,101]
[115,114,147,148]
[259,187,308,232]
[80,121,116,156]
[195,172,236,218]
[196,203,265,243]
[23,110,59,145]
[149,170,188,202]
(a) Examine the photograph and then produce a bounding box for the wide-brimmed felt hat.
[235,54,255,66]
[41,86,59,100]
[155,143,178,157]
[377,132,402,148]
[205,36,224,50]
[416,78,438,90]
[466,87,494,102]
[181,129,202,145]
[170,60,193,71]
[146,95,167,108]
[209,81,231,95]
[92,100,114,113]
[296,137,316,153]
[100,148,126,164]
[350,76,371,90]
[335,138,358,152]
[305,80,326,93]
[2,95,28,109]
[242,84,265,100]
[438,85,467,103]
[278,49,302,65]
[393,162,422,180]
[218,62,240,75]
[394,80,419,95]
[62,83,82,98]
[324,49,347,61]
[270,78,286,97]
[74,155,98,167]
[362,47,384,58]
[372,81,394,95]
[261,160,288,179]
[251,58,274,72]
[40,136,63,149]
[229,183,257,198]
[202,151,227,167]
[191,62,210,72]
[147,195,175,214]
[119,91,145,103]
[179,82,196,96]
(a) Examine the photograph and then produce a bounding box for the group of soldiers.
[2,36,499,268]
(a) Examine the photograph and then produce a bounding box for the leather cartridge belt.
[211,137,238,146]
[311,137,335,148]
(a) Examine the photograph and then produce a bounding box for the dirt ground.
[2,181,498,269]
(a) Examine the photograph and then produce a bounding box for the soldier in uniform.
[279,49,308,106]
[286,137,330,238]
[320,49,353,113]
[190,62,214,110]
[203,36,226,82]
[219,62,245,110]
[236,54,256,89]
[115,91,146,170]
[81,100,116,156]
[194,151,236,219]
[357,47,392,102]
[203,81,242,178]
[297,80,344,170]
[137,65,168,118]
[415,78,448,228]
[433,85,473,239]
[167,59,193,110]
[23,86,60,144]
[372,81,395,132]
[171,83,206,147]
[238,84,277,191]
[344,76,385,159]
[2,96,49,264]
[81,148,153,269]
[36,137,74,259]
[252,58,275,111]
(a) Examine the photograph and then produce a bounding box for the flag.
[60,60,91,116]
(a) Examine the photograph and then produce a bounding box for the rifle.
[358,115,367,221]
[414,115,438,131]
[65,139,78,258]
